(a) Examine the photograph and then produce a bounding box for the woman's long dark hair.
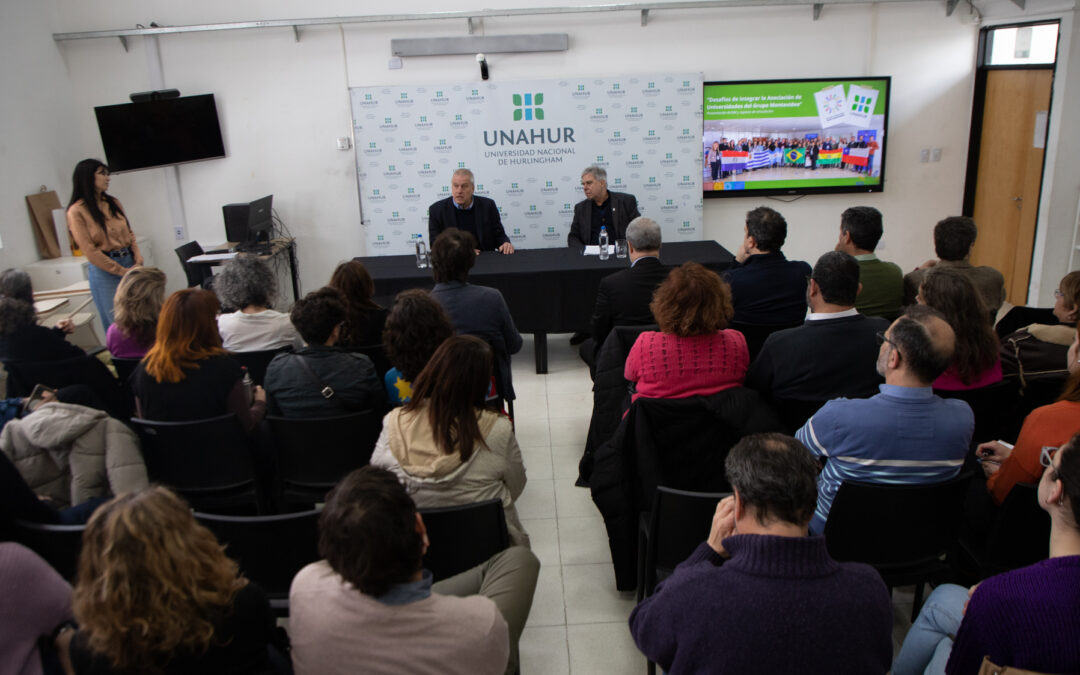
[67,158,125,232]
[920,267,999,384]
[403,335,493,461]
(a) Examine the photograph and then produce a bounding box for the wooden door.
[970,69,1052,305]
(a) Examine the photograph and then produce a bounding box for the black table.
[357,240,734,373]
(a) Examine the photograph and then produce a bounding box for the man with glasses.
[746,251,888,430]
[795,305,974,534]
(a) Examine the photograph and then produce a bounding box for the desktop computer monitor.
[222,195,273,245]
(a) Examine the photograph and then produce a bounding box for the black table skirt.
[357,240,734,334]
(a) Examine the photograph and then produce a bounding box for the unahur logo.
[430,89,449,104]
[369,188,386,201]
[476,183,488,195]
[383,164,402,178]
[388,211,406,224]
[677,128,697,142]
[572,83,590,99]
[434,138,453,154]
[559,202,574,217]
[524,204,543,218]
[642,81,661,96]
[514,93,544,121]
[590,107,608,123]
[511,226,526,241]
[399,140,416,154]
[414,115,433,130]
[660,104,678,120]
[451,113,468,129]
[677,174,697,189]
[677,80,696,94]
[606,82,625,97]
[625,153,644,169]
[505,182,525,196]
[642,176,661,190]
[661,152,679,167]
[678,220,695,234]
[396,91,415,105]
[608,131,626,146]
[467,89,485,103]
[542,225,562,241]
[417,163,437,177]
[661,198,679,212]
[359,92,378,106]
[624,105,643,121]
[372,233,390,248]
[379,116,397,131]
[403,187,421,201]
[541,180,559,194]
[643,129,661,144]
[364,141,382,156]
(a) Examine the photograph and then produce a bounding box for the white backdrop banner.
[350,73,704,255]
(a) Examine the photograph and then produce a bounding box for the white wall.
[6,0,1077,302]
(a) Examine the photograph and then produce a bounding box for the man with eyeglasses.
[795,305,974,534]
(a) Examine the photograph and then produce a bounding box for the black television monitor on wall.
[702,77,890,198]
[94,94,226,172]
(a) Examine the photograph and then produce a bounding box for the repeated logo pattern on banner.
[350,73,705,255]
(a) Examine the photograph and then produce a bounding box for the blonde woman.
[106,267,166,359]
[57,487,285,674]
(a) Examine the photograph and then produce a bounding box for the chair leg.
[647,659,657,675]
[911,582,926,624]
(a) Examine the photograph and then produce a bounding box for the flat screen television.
[702,77,890,198]
[94,94,226,172]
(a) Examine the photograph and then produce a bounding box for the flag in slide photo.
[845,85,879,126]
[814,84,848,128]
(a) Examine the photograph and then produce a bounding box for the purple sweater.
[0,543,73,675]
[946,555,1080,674]
[629,534,892,674]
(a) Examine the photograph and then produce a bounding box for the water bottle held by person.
[415,235,429,268]
[598,226,609,260]
[241,367,254,406]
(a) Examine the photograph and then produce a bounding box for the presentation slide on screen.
[702,78,889,194]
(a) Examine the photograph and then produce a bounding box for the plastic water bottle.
[241,367,254,406]
[415,235,429,269]
[598,226,610,260]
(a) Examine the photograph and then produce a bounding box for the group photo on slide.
[704,132,880,187]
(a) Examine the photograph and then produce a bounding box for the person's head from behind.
[406,335,493,460]
[650,262,733,337]
[918,267,997,384]
[724,433,819,531]
[838,206,883,254]
[933,216,977,261]
[878,305,955,385]
[1040,432,1080,530]
[625,217,661,257]
[744,206,787,254]
[0,268,34,304]
[329,260,378,310]
[291,287,347,347]
[810,251,860,308]
[72,487,243,670]
[142,289,225,383]
[113,266,166,346]
[382,289,454,382]
[319,466,426,597]
[431,228,477,284]
[1053,271,1080,325]
[214,255,276,312]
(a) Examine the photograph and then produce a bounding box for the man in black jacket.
[579,217,669,377]
[427,169,514,254]
[567,165,641,247]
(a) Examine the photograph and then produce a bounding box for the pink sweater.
[625,330,749,402]
[933,357,1003,391]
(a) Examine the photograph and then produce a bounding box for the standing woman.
[66,159,142,329]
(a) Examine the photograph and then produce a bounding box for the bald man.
[795,305,974,534]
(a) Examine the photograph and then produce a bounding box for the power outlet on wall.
[174,226,185,241]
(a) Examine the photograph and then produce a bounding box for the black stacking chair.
[350,343,392,380]
[175,241,213,288]
[5,355,130,419]
[824,471,973,622]
[956,482,1050,582]
[13,520,86,581]
[418,499,510,582]
[231,346,293,387]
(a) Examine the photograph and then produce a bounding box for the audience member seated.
[382,289,455,406]
[430,229,522,404]
[131,289,266,432]
[214,255,303,352]
[0,269,83,366]
[1,400,146,509]
[371,336,528,546]
[835,206,903,319]
[58,487,287,674]
[625,262,748,402]
[723,206,811,326]
[289,466,540,675]
[904,215,1007,315]
[747,251,888,421]
[0,451,104,542]
[796,306,974,534]
[918,267,1003,390]
[893,432,1080,675]
[0,542,73,675]
[628,433,892,674]
[579,216,669,377]
[265,287,384,417]
[978,325,1080,504]
[105,266,165,359]
[328,260,389,348]
[999,270,1080,381]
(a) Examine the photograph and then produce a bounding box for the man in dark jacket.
[567,165,641,247]
[265,288,385,417]
[579,217,669,377]
[427,169,513,254]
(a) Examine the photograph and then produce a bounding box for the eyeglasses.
[875,331,898,349]
[1040,446,1059,469]
[1054,289,1064,299]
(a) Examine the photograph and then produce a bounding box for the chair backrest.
[5,355,130,419]
[935,380,1018,450]
[985,482,1050,572]
[419,499,509,581]
[174,241,212,288]
[646,487,730,579]
[730,320,803,362]
[350,343,392,380]
[111,356,141,383]
[584,323,659,462]
[772,398,829,435]
[824,471,973,569]
[231,346,293,387]
[267,411,383,506]
[13,520,86,581]
[131,413,258,512]
[195,509,321,612]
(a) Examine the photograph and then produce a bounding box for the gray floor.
[510,334,916,674]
